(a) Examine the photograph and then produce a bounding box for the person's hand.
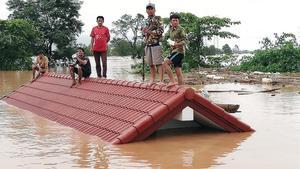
[172,42,181,48]
[142,27,148,34]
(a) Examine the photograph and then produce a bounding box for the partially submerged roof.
[2,73,254,144]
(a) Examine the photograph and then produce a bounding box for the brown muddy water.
[1,56,300,168]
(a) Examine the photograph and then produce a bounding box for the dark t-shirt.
[76,56,91,75]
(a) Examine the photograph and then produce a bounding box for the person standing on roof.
[142,3,164,84]
[90,16,110,78]
[163,13,187,86]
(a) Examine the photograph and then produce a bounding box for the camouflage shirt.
[144,15,164,46]
[165,25,187,54]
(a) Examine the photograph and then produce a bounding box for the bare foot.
[166,82,178,88]
[146,81,156,87]
[31,78,36,83]
[156,82,165,86]
[70,81,76,88]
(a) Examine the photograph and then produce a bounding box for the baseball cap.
[146,3,155,9]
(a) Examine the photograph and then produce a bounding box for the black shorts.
[73,67,91,78]
[167,52,184,68]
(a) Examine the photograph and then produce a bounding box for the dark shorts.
[167,52,184,68]
[73,66,91,78]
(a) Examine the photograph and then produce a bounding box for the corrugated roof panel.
[3,73,254,144]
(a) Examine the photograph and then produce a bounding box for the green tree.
[259,37,273,50]
[0,19,42,70]
[7,0,84,61]
[237,42,300,72]
[259,32,298,50]
[163,12,240,68]
[203,45,219,55]
[110,38,132,56]
[222,44,233,55]
[237,32,300,72]
[274,32,298,48]
[111,14,145,58]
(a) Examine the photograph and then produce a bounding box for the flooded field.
[1,56,300,168]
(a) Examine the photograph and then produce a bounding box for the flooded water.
[1,56,300,168]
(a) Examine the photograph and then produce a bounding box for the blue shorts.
[167,52,184,68]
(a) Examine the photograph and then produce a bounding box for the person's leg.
[157,64,164,83]
[170,52,184,85]
[77,66,83,84]
[36,69,46,79]
[69,66,76,86]
[163,59,176,84]
[32,65,37,80]
[149,65,156,84]
[175,67,184,85]
[151,46,164,83]
[93,51,102,77]
[145,46,155,84]
[36,71,41,79]
[101,51,107,78]
[82,69,91,79]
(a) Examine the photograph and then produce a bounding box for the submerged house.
[2,73,254,144]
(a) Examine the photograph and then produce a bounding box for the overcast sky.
[1,0,300,50]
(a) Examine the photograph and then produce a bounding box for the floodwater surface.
[1,56,299,168]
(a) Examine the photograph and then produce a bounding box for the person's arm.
[35,57,41,69]
[155,16,164,37]
[90,37,94,52]
[106,28,110,43]
[90,28,95,52]
[40,61,46,68]
[76,56,87,65]
[144,16,164,37]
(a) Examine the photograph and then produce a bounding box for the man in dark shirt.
[69,47,91,86]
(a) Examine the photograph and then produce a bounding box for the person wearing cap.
[90,16,110,78]
[163,13,187,86]
[142,3,164,84]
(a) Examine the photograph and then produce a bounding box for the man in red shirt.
[90,16,110,78]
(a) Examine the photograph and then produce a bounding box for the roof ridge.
[44,72,186,93]
[33,80,176,104]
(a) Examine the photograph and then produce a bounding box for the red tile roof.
[3,73,254,144]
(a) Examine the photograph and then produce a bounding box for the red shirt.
[90,26,110,52]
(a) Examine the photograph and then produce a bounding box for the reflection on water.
[1,57,300,168]
[115,129,252,169]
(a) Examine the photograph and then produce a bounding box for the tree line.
[234,33,300,72]
[1,0,299,72]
